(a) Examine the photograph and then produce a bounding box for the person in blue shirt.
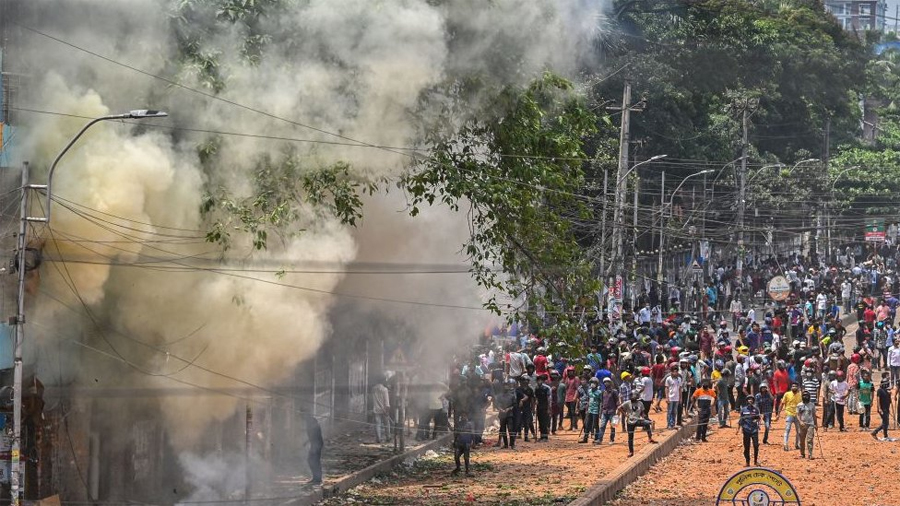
[746,323,762,352]
[595,365,613,385]
[739,395,761,467]
[586,345,604,371]
[761,325,773,347]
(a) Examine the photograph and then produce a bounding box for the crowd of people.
[374,245,900,475]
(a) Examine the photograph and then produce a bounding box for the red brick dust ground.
[608,400,900,506]
[612,321,900,506]
[318,406,680,506]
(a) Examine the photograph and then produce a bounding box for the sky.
[888,0,900,32]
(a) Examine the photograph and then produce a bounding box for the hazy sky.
[888,0,900,32]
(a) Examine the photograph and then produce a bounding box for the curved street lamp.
[11,109,168,506]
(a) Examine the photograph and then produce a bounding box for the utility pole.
[657,171,666,296]
[598,167,609,286]
[736,108,749,281]
[607,83,643,321]
[631,176,639,310]
[245,405,253,501]
[10,162,28,506]
[824,116,832,260]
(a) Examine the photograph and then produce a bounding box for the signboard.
[866,218,886,243]
[690,259,703,273]
[716,468,800,505]
[610,276,623,321]
[767,276,791,302]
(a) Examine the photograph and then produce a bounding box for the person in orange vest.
[692,378,717,442]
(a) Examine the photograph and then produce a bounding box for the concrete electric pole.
[607,83,644,321]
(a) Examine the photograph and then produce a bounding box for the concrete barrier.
[282,433,453,506]
[568,420,695,506]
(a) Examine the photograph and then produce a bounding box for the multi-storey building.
[825,0,889,31]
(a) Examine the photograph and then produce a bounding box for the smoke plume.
[10,0,605,474]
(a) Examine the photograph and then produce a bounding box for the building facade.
[826,0,889,31]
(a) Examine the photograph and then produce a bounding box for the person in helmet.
[619,371,634,406]
[822,370,837,429]
[796,390,817,459]
[579,377,602,444]
[618,390,658,457]
[739,394,762,467]
[858,369,874,429]
[639,366,654,416]
[692,378,716,442]
[872,376,892,440]
[596,377,618,445]
[830,370,849,431]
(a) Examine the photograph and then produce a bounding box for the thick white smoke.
[14,0,606,448]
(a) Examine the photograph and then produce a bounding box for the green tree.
[404,73,603,346]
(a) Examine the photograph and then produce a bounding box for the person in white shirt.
[841,280,852,314]
[830,372,850,432]
[816,292,827,318]
[888,341,900,387]
[639,304,652,325]
[507,346,528,379]
[730,298,743,330]
[372,380,392,443]
[665,368,683,429]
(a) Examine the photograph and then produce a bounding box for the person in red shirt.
[772,314,783,335]
[700,328,713,359]
[864,305,877,329]
[651,355,668,412]
[772,360,790,415]
[563,367,581,430]
[533,347,549,379]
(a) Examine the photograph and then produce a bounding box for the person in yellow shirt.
[779,382,801,451]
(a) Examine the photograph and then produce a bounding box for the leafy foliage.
[201,150,378,250]
[404,73,602,346]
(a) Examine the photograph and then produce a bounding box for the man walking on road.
[872,376,892,440]
[780,383,801,451]
[755,384,775,445]
[619,391,658,457]
[739,395,762,467]
[796,391,817,460]
[303,414,324,485]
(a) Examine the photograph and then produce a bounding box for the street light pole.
[660,170,713,299]
[827,166,857,260]
[11,110,166,505]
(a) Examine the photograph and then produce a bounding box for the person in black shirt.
[516,376,535,442]
[856,299,868,322]
[755,383,775,445]
[303,414,324,485]
[495,380,518,449]
[452,412,474,476]
[534,374,552,441]
[872,377,892,440]
[739,396,761,467]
